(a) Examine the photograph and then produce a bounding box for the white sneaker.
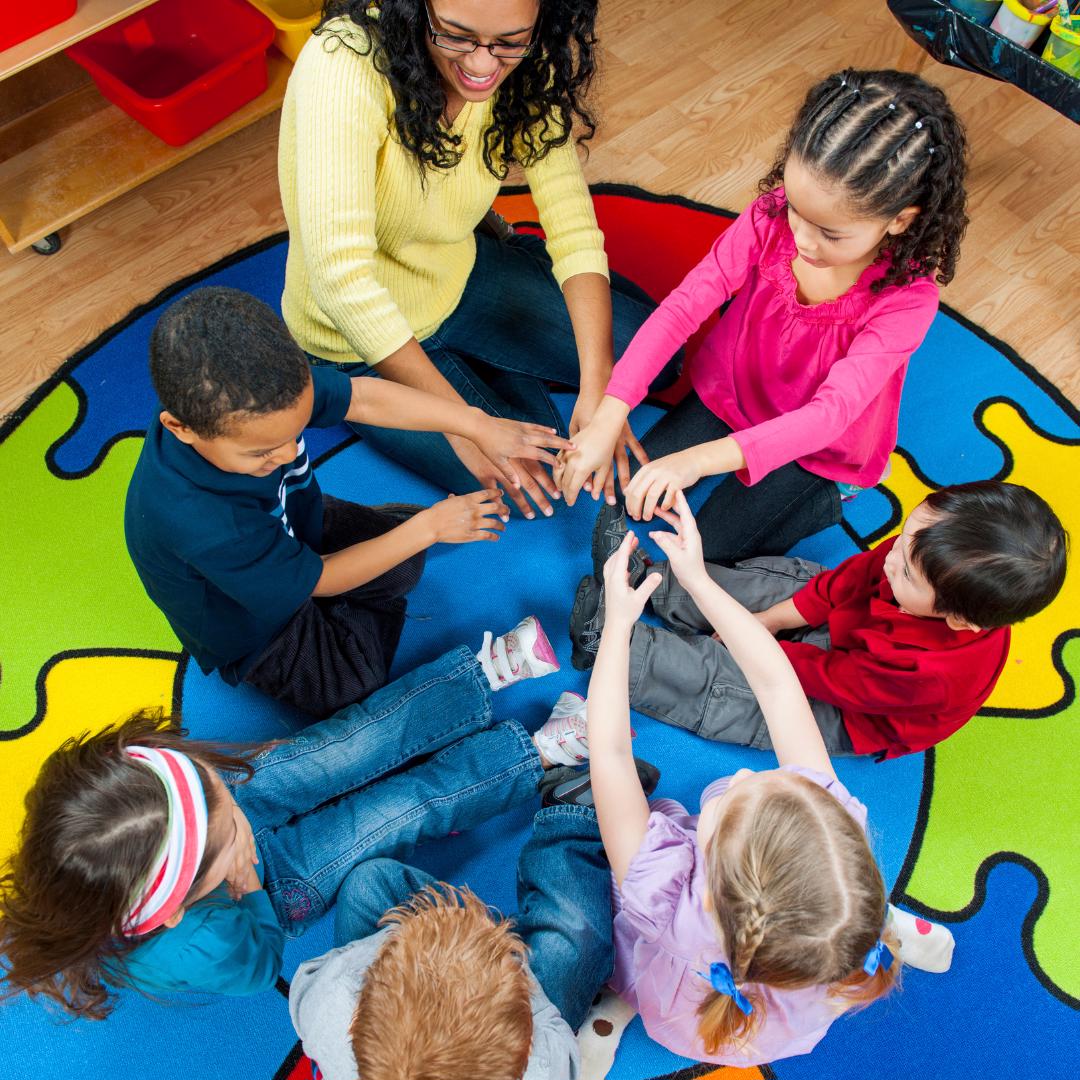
[534,692,588,766]
[477,615,560,691]
[887,904,955,973]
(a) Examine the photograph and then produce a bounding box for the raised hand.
[601,532,662,630]
[649,491,707,588]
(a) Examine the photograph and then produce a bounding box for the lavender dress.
[610,765,870,1066]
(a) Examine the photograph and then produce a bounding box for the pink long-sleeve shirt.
[605,191,940,487]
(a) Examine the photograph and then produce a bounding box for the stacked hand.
[451,417,570,519]
[559,406,649,508]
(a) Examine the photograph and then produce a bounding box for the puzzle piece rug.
[2,186,1077,1080]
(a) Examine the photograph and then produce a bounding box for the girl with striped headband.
[0,624,599,1018]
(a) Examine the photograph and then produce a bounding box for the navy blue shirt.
[125,366,353,681]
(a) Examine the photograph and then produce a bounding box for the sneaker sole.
[569,575,601,671]
[528,617,559,672]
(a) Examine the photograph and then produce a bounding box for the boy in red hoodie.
[572,481,1067,759]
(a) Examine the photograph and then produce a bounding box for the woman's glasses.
[424,1,536,59]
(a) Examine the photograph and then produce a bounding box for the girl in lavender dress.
[586,492,900,1066]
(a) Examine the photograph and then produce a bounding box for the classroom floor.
[0,0,1077,419]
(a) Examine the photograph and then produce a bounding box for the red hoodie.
[783,536,1010,758]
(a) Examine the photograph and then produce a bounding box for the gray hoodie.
[289,928,580,1080]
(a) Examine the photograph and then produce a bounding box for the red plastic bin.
[0,0,77,53]
[66,0,275,146]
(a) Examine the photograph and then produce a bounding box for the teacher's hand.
[447,434,558,520]
[471,414,574,489]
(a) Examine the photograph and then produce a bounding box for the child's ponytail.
[697,774,898,1055]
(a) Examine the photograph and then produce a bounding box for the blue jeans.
[233,646,543,935]
[351,230,664,495]
[333,805,613,1032]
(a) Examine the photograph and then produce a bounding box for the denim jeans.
[351,230,664,496]
[233,645,544,935]
[641,390,843,563]
[629,557,854,754]
[332,805,613,1032]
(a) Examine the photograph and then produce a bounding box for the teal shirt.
[121,869,284,997]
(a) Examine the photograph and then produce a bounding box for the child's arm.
[588,534,664,885]
[560,200,767,508]
[346,375,572,491]
[622,436,746,522]
[756,597,811,636]
[314,490,504,596]
[652,493,836,778]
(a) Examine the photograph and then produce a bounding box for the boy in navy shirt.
[126,287,570,717]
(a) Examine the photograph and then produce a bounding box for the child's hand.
[423,490,507,543]
[649,492,708,589]
[225,804,261,900]
[602,532,662,629]
[623,449,702,521]
[471,415,574,487]
[559,415,624,506]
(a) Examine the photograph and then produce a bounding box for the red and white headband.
[121,746,209,937]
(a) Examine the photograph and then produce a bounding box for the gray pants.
[628,556,855,755]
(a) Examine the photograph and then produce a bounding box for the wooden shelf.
[0,51,290,252]
[0,0,160,82]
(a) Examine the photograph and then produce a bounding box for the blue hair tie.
[698,962,753,1016]
[863,939,894,976]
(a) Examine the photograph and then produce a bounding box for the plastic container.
[66,0,275,146]
[949,0,1001,26]
[990,0,1052,48]
[245,0,322,62]
[0,0,77,53]
[1042,13,1080,75]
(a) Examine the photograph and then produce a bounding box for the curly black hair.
[318,0,598,178]
[150,287,311,438]
[759,69,969,292]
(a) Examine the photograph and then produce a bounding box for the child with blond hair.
[589,493,900,1065]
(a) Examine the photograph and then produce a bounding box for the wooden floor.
[1,0,1078,419]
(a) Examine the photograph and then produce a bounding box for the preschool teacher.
[278,0,662,518]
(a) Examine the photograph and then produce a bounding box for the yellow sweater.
[278,21,609,366]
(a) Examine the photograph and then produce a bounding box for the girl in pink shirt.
[588,494,900,1065]
[560,69,969,562]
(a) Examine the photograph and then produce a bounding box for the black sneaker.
[569,573,605,671]
[592,502,647,586]
[539,758,661,808]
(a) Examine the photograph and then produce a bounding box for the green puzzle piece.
[0,383,179,733]
[904,636,1080,1001]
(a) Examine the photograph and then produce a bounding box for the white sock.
[577,989,636,1080]
[887,903,954,973]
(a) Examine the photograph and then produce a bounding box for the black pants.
[243,497,425,719]
[640,391,842,563]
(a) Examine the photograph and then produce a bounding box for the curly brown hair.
[319,0,598,179]
[0,711,256,1020]
[759,68,968,292]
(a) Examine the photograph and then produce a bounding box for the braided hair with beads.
[759,68,968,292]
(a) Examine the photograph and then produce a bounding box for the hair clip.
[915,120,923,130]
[863,939,895,977]
[928,147,936,156]
[698,962,754,1016]
[839,77,847,87]
[887,102,897,110]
